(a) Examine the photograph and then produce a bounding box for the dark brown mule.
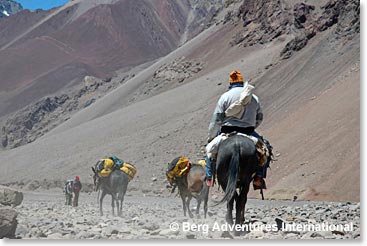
[166,158,209,218]
[215,135,260,235]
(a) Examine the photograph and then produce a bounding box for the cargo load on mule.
[95,155,137,181]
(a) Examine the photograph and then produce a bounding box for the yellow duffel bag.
[166,156,190,183]
[99,168,113,177]
[120,163,137,181]
[97,158,115,177]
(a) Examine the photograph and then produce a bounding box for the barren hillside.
[0,0,222,117]
[0,0,360,203]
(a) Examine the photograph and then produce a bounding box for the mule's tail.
[217,146,240,205]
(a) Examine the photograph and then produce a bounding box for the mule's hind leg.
[118,186,127,217]
[226,192,238,225]
[186,196,194,218]
[196,199,201,216]
[204,189,209,219]
[99,190,107,216]
[114,195,120,217]
[111,193,116,216]
[236,182,250,226]
[180,194,187,217]
[118,194,124,217]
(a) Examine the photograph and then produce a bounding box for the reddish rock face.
[0,0,191,117]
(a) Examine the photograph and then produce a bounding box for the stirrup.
[253,178,266,190]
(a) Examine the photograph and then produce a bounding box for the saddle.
[208,132,270,167]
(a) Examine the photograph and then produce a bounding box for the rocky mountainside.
[0,0,222,118]
[0,0,22,18]
[0,0,227,150]
[0,0,360,204]
[0,69,138,149]
[230,0,359,59]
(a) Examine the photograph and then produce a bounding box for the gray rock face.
[0,186,23,207]
[231,0,359,60]
[231,0,291,47]
[0,208,18,238]
[129,57,204,102]
[0,71,135,150]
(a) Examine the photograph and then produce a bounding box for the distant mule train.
[86,70,273,229]
[89,134,271,230]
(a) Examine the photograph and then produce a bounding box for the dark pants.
[73,192,80,207]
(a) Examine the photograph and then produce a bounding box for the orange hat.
[229,70,244,84]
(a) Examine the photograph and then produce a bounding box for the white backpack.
[225,81,254,118]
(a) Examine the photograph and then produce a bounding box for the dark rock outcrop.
[0,186,23,207]
[280,33,309,59]
[317,0,360,38]
[0,71,137,150]
[281,0,359,59]
[233,0,359,59]
[0,208,18,238]
[293,3,315,29]
[231,0,291,46]
[130,57,204,101]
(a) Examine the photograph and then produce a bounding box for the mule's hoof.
[225,217,234,225]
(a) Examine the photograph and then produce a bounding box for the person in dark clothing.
[72,176,82,207]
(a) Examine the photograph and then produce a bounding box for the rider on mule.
[205,70,268,189]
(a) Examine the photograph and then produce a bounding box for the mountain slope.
[0,0,360,202]
[0,0,192,117]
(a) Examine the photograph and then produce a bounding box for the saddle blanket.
[206,133,269,166]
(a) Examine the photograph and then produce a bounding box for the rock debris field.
[11,190,360,240]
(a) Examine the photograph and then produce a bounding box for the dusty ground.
[10,189,360,240]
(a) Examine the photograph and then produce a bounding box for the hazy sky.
[15,0,69,10]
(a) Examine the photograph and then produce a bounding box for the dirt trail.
[11,190,360,239]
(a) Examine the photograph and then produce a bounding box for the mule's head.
[166,157,180,186]
[91,166,101,192]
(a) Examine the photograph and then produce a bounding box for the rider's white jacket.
[208,86,263,140]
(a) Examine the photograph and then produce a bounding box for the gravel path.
[13,190,360,239]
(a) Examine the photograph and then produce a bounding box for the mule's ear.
[91,167,95,173]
